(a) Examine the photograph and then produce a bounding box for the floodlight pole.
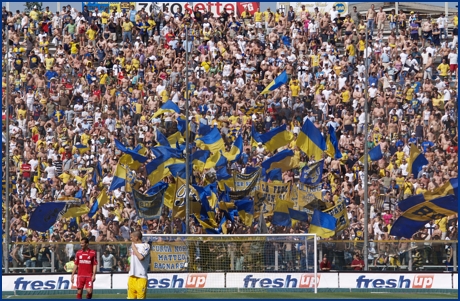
[4,28,11,274]
[185,24,190,234]
[363,26,370,271]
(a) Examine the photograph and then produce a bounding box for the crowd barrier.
[2,272,458,292]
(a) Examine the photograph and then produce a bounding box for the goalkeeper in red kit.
[71,238,98,299]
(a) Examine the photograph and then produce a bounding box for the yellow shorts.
[127,276,147,299]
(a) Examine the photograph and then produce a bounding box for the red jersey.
[75,248,98,277]
[21,163,31,178]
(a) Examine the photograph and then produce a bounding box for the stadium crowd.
[2,3,458,273]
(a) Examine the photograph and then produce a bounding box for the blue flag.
[29,202,67,232]
[299,160,324,186]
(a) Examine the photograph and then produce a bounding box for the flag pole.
[185,22,191,234]
[363,25,370,271]
[4,28,11,274]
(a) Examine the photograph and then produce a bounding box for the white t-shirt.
[448,52,458,65]
[45,165,56,178]
[129,243,150,279]
[102,253,114,269]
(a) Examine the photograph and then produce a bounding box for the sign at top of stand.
[136,2,260,16]
[277,2,348,16]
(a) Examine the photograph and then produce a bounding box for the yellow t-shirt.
[29,10,39,20]
[148,20,156,30]
[70,42,79,55]
[310,54,320,67]
[135,103,142,114]
[254,12,263,22]
[99,73,108,85]
[437,63,449,76]
[405,87,414,101]
[290,84,300,96]
[358,40,365,51]
[395,151,404,162]
[264,11,271,21]
[333,65,342,76]
[228,115,239,125]
[122,21,134,32]
[160,89,169,102]
[45,57,55,70]
[347,44,356,56]
[101,12,110,24]
[132,58,140,70]
[81,133,90,145]
[86,28,97,41]
[437,217,448,232]
[341,90,350,103]
[17,109,27,120]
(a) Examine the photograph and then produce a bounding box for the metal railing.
[2,239,457,274]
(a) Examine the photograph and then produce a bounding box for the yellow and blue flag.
[260,70,288,95]
[223,135,243,163]
[272,199,294,227]
[92,161,103,185]
[198,122,212,136]
[408,144,428,177]
[390,194,457,238]
[261,149,296,172]
[390,178,457,238]
[258,124,294,152]
[309,209,337,238]
[177,117,187,135]
[235,197,254,227]
[151,146,183,159]
[325,125,342,159]
[251,124,263,147]
[204,151,222,170]
[264,168,283,182]
[156,129,170,146]
[288,208,309,223]
[196,127,225,153]
[359,144,383,163]
[192,150,211,171]
[296,118,326,160]
[216,166,234,191]
[167,132,185,147]
[75,143,90,154]
[109,164,128,191]
[61,204,90,218]
[193,214,219,234]
[152,100,181,118]
[53,110,65,123]
[146,155,171,186]
[167,163,187,179]
[299,160,324,186]
[132,186,167,220]
[115,139,148,169]
[29,202,68,232]
[88,188,109,218]
[193,184,218,227]
[145,181,169,196]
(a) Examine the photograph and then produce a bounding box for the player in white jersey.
[127,231,150,299]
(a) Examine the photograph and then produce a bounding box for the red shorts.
[77,276,93,289]
[450,64,457,72]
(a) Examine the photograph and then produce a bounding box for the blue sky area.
[2,1,458,13]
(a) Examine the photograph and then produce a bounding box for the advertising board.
[339,273,452,289]
[2,274,111,291]
[112,273,225,289]
[226,273,338,288]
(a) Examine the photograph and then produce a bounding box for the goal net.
[141,234,318,293]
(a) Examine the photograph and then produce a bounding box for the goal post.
[141,233,318,293]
